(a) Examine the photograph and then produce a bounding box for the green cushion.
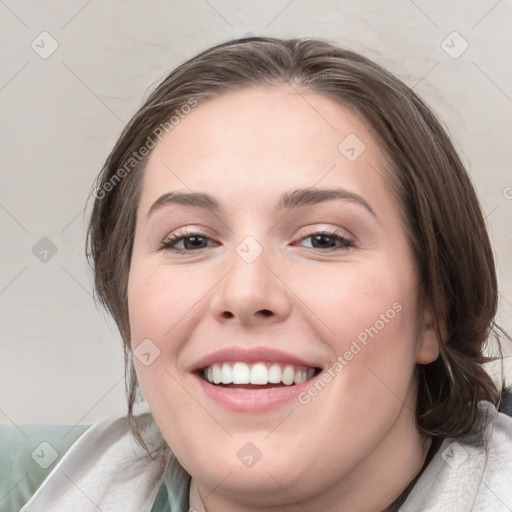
[0,423,90,512]
[0,422,188,512]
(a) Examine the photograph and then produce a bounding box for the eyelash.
[159,229,355,255]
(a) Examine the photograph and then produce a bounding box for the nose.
[209,242,293,327]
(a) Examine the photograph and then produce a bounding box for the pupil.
[184,236,206,250]
[312,235,336,248]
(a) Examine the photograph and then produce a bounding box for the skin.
[127,84,441,511]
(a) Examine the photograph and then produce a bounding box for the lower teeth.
[215,382,289,389]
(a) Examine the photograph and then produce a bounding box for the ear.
[415,301,445,364]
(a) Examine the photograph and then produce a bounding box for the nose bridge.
[228,235,276,302]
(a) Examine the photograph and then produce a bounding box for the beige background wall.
[1,0,511,426]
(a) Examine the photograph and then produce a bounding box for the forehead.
[147,84,375,160]
[138,84,393,215]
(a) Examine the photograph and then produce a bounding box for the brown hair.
[86,36,507,454]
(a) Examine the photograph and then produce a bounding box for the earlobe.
[415,305,444,364]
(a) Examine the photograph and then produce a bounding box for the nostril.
[220,310,273,319]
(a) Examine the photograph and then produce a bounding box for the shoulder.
[402,400,512,511]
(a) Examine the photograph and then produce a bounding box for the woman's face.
[128,85,439,509]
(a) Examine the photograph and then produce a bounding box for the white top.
[20,401,512,511]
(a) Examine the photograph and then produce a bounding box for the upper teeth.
[203,362,316,386]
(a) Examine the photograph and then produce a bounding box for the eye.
[297,230,354,251]
[159,229,354,254]
[159,231,218,254]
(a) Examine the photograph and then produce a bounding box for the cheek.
[127,262,200,436]
[127,260,209,347]
[291,259,421,409]
[127,260,217,413]
[292,258,419,347]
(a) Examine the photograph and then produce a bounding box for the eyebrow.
[147,187,376,218]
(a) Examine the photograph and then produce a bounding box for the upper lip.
[189,347,322,372]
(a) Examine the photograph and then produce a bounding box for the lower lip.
[193,373,316,412]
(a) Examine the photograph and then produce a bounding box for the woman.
[20,36,512,511]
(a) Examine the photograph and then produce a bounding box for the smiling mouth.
[198,362,322,388]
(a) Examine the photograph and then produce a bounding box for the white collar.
[189,478,208,512]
